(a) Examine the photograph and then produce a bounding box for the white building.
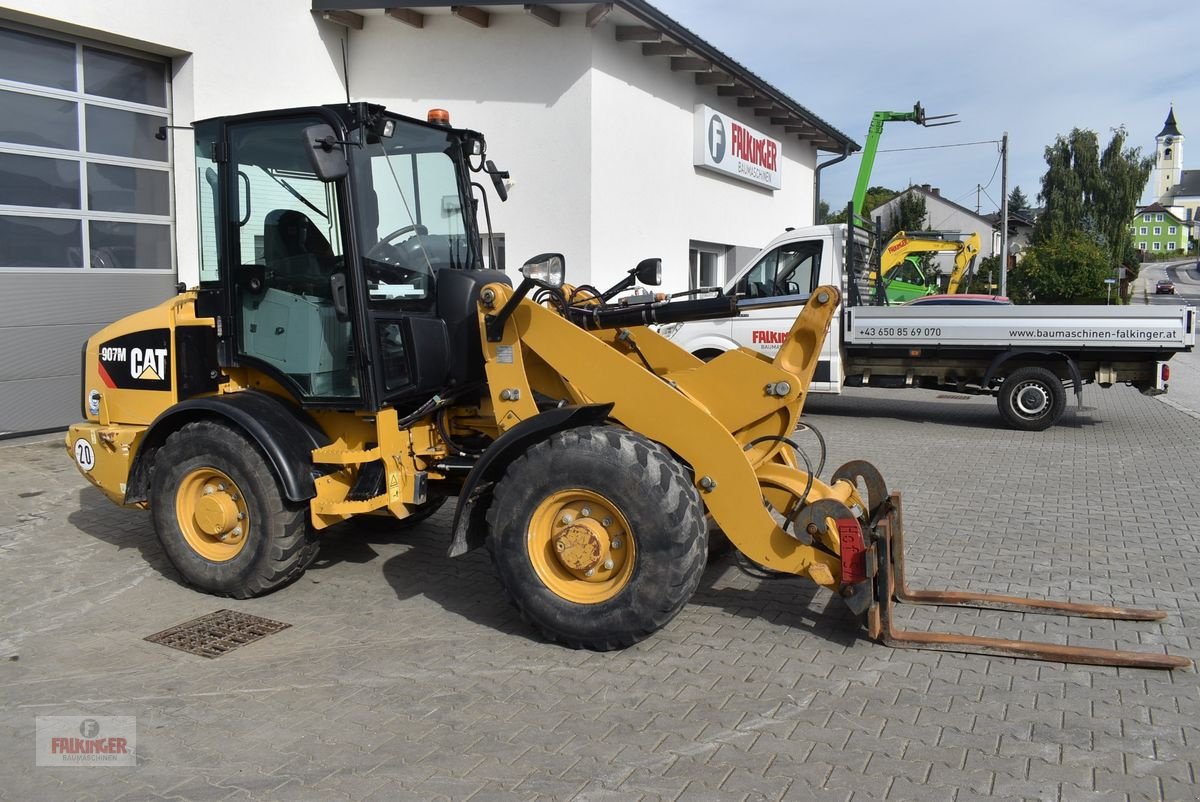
[0,0,854,434]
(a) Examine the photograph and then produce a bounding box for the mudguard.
[124,390,329,504]
[447,403,614,557]
[983,349,1083,401]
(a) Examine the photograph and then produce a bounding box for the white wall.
[346,8,594,284]
[589,30,819,293]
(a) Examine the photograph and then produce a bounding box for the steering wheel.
[365,223,430,265]
[377,223,428,247]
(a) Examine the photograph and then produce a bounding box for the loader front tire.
[998,366,1066,431]
[150,420,319,598]
[488,425,706,650]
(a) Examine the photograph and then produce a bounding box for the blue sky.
[651,0,1200,215]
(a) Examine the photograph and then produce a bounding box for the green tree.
[1008,186,1030,215]
[826,186,897,224]
[963,254,1001,294]
[1034,128,1100,245]
[862,185,899,221]
[1096,127,1152,283]
[1032,127,1152,298]
[1007,232,1110,303]
[817,199,830,224]
[883,191,927,241]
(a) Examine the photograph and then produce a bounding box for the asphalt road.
[1133,259,1200,418]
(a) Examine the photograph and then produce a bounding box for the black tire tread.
[151,420,319,598]
[998,365,1067,432]
[486,425,706,650]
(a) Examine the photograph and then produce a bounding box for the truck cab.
[660,224,850,393]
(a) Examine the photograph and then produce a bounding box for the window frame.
[689,241,727,292]
[0,22,173,274]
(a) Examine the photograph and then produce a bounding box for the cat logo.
[131,348,169,382]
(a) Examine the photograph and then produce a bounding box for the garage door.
[0,23,176,435]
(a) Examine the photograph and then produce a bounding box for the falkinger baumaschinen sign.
[693,105,782,190]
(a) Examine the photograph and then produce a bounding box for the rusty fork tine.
[870,494,1190,670]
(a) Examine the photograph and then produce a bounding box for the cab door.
[201,113,364,405]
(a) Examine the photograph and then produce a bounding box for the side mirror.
[520,253,564,288]
[635,257,662,287]
[485,159,509,202]
[302,123,348,182]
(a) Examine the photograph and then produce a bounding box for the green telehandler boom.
[849,102,958,228]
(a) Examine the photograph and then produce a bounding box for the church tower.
[1155,106,1183,202]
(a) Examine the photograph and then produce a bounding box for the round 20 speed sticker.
[73,438,96,472]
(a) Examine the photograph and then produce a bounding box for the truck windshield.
[352,118,477,307]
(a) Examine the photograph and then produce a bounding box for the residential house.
[1128,203,1189,255]
[866,184,1001,257]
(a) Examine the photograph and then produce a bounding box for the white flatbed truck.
[661,224,1196,430]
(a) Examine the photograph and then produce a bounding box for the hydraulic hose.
[570,296,737,330]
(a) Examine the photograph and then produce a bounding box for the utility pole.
[976,184,981,214]
[999,132,1009,297]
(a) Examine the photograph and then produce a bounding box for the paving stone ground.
[1,378,1198,801]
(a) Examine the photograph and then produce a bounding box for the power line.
[843,139,1002,155]
[981,185,1000,210]
[978,151,1003,193]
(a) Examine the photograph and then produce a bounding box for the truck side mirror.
[303,124,348,182]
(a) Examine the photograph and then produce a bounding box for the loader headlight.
[520,253,565,289]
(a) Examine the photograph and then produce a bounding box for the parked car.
[1157,279,1176,294]
[903,294,1012,306]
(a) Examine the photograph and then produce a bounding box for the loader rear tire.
[488,425,706,650]
[998,366,1066,431]
[150,420,319,598]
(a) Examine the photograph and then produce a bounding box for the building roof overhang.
[310,0,858,152]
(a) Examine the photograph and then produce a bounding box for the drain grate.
[145,609,290,658]
[936,394,971,400]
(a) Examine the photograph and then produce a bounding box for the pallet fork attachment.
[857,493,1190,670]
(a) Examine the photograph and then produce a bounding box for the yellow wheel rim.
[527,489,636,604]
[175,467,249,562]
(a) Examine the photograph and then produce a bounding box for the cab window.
[228,116,359,400]
[736,240,822,298]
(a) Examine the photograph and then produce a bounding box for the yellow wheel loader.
[67,103,1186,668]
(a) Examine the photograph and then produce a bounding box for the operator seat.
[262,209,335,293]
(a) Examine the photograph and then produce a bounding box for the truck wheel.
[150,420,319,598]
[487,425,706,650]
[998,366,1066,431]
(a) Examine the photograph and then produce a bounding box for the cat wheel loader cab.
[67,102,1189,670]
